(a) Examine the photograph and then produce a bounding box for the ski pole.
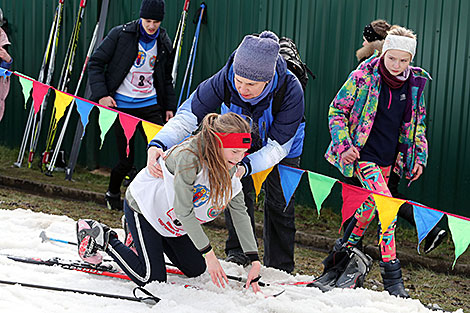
[64,0,110,181]
[46,21,100,175]
[171,0,191,87]
[14,0,64,168]
[186,3,205,100]
[0,279,160,304]
[26,0,65,169]
[42,0,88,173]
[40,230,77,246]
[177,3,206,108]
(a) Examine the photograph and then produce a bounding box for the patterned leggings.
[346,161,397,262]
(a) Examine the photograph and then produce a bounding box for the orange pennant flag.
[142,121,163,143]
[372,194,405,243]
[252,167,273,202]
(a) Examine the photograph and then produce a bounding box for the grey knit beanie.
[233,31,280,82]
[140,0,165,21]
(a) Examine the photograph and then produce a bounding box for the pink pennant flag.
[32,80,49,114]
[340,182,372,233]
[118,113,140,156]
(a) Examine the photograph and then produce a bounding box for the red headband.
[215,132,252,149]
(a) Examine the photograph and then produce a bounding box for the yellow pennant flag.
[251,167,274,202]
[142,121,163,143]
[372,193,405,243]
[53,91,74,125]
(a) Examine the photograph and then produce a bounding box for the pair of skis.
[14,0,64,169]
[15,0,87,171]
[46,0,110,176]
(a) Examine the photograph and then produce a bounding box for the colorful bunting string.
[6,68,470,265]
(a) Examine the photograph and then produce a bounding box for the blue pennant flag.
[411,201,444,253]
[278,164,305,209]
[75,99,94,139]
[0,68,12,79]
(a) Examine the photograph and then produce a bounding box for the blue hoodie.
[149,51,305,176]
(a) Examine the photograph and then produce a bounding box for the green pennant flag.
[307,171,337,216]
[18,76,33,109]
[447,215,470,268]
[97,106,118,149]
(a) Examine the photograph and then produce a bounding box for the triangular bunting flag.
[18,76,33,109]
[53,91,74,125]
[373,194,405,243]
[251,167,274,202]
[307,171,337,216]
[447,215,470,268]
[340,182,371,232]
[97,106,118,149]
[0,68,11,79]
[278,164,304,208]
[32,80,49,114]
[411,201,444,253]
[142,120,162,143]
[75,99,94,139]
[118,113,140,156]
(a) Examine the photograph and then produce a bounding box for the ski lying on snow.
[6,255,131,280]
[5,254,285,297]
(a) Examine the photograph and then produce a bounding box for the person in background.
[77,113,261,293]
[323,26,431,298]
[87,0,176,210]
[146,31,305,273]
[345,20,447,254]
[0,8,12,121]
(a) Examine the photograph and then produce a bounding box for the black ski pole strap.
[133,286,161,305]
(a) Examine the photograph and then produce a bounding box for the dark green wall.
[0,0,469,217]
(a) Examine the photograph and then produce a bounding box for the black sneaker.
[225,250,251,267]
[123,167,138,187]
[424,228,447,254]
[105,191,122,211]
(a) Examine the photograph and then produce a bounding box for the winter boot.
[334,246,373,289]
[307,239,350,291]
[121,215,137,254]
[225,249,251,267]
[380,259,410,298]
[423,227,447,254]
[76,219,116,265]
[105,191,122,211]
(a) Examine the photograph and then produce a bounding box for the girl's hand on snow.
[245,261,261,293]
[204,250,228,288]
[147,146,164,178]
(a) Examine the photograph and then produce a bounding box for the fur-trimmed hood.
[356,40,384,62]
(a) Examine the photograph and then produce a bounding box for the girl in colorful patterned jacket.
[324,25,431,298]
[76,112,262,293]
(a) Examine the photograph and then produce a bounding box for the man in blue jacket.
[147,31,305,273]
